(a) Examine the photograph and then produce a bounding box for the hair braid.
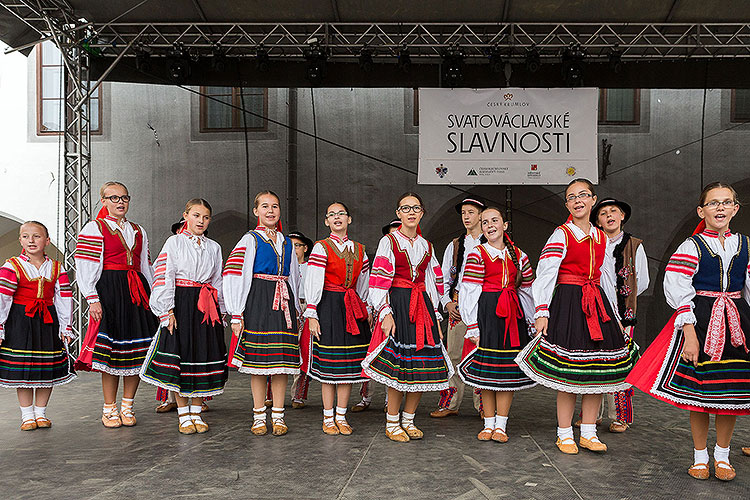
[504,232,523,288]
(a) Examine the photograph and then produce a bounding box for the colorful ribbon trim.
[696,290,748,361]
[255,273,292,329]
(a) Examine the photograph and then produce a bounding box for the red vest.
[557,224,606,280]
[478,245,518,291]
[387,233,432,284]
[96,219,143,270]
[8,257,60,322]
[320,238,365,289]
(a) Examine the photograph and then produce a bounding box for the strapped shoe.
[20,419,38,431]
[101,407,122,428]
[714,461,737,481]
[402,423,423,440]
[556,437,579,454]
[292,401,306,409]
[272,418,288,436]
[201,402,210,412]
[477,427,493,441]
[35,417,52,429]
[191,415,209,434]
[351,400,370,413]
[491,429,509,443]
[251,419,267,436]
[579,436,607,452]
[336,419,353,435]
[430,408,458,418]
[385,426,410,443]
[120,408,136,427]
[179,420,197,435]
[609,421,629,433]
[742,447,750,457]
[687,463,709,480]
[323,420,339,435]
[155,402,177,414]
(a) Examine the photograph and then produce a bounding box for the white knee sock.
[714,444,731,468]
[386,412,400,432]
[557,426,574,440]
[401,411,416,428]
[580,423,598,440]
[335,406,347,423]
[483,416,496,430]
[694,447,709,466]
[20,405,35,422]
[495,415,508,432]
[33,405,47,419]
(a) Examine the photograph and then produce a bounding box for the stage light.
[398,46,411,73]
[211,45,227,73]
[359,47,374,72]
[303,42,327,85]
[442,46,464,87]
[489,46,503,74]
[561,43,585,87]
[255,46,270,72]
[167,43,191,83]
[609,46,623,74]
[525,47,540,73]
[135,44,151,73]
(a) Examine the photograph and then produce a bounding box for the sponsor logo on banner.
[467,169,478,176]
[435,165,448,178]
[566,166,577,176]
[527,163,541,178]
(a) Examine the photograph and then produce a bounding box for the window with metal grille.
[598,89,640,125]
[731,89,750,122]
[199,87,268,132]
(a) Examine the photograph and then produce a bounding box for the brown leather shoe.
[155,402,177,413]
[264,399,273,408]
[579,436,607,452]
[292,401,306,409]
[272,419,288,436]
[322,420,340,435]
[251,419,267,436]
[477,428,493,441]
[101,408,122,428]
[20,419,38,431]
[336,419,353,435]
[609,421,629,433]
[687,463,709,480]
[179,421,197,435]
[715,461,736,481]
[429,408,458,418]
[120,410,137,427]
[351,400,370,412]
[35,417,52,429]
[192,415,209,433]
[402,423,423,440]
[742,447,750,457]
[491,429,509,443]
[556,437,578,454]
[201,402,210,412]
[386,426,410,442]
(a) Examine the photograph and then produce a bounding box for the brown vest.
[613,233,643,327]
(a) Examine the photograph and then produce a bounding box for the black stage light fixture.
[358,47,374,72]
[211,45,227,72]
[608,46,623,74]
[525,47,541,73]
[255,46,270,72]
[561,43,585,87]
[303,42,327,86]
[167,43,191,84]
[489,46,503,74]
[442,46,464,87]
[397,46,411,73]
[135,44,151,73]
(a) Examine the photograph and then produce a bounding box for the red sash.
[392,277,434,351]
[324,283,368,335]
[175,279,221,326]
[484,286,523,348]
[103,264,150,310]
[556,273,610,341]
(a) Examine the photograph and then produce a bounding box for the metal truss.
[85,22,750,60]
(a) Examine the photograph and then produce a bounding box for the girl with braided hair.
[457,207,536,442]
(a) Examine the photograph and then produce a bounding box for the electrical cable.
[311,88,319,240]
[237,77,252,227]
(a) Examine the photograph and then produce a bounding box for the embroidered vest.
[613,233,643,326]
[95,219,143,270]
[320,238,365,288]
[557,224,606,280]
[8,257,60,307]
[690,233,749,293]
[250,231,293,276]
[478,245,518,291]
[387,233,432,285]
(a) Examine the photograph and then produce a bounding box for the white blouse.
[74,216,154,304]
[302,234,370,320]
[599,231,650,320]
[440,233,482,308]
[664,230,750,328]
[0,255,74,340]
[459,243,535,339]
[368,230,444,322]
[150,231,225,326]
[222,228,301,324]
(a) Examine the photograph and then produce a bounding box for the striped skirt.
[515,284,639,394]
[458,291,535,391]
[140,287,228,398]
[91,270,158,376]
[307,289,371,384]
[231,278,300,375]
[361,287,453,392]
[0,304,75,388]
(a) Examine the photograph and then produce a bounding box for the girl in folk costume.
[362,192,453,443]
[140,199,228,434]
[0,222,75,430]
[223,190,301,436]
[516,179,639,454]
[627,182,750,481]
[304,202,371,435]
[458,207,536,442]
[75,182,158,428]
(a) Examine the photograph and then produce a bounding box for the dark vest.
[689,233,749,293]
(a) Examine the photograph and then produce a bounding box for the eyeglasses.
[565,192,593,202]
[702,200,736,209]
[103,195,131,203]
[293,242,307,248]
[326,211,348,218]
[397,205,423,213]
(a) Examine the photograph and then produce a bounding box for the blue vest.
[249,231,292,276]
[690,233,749,292]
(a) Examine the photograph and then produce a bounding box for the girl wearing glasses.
[516,178,638,455]
[223,190,301,437]
[75,181,158,428]
[139,199,228,435]
[303,202,371,435]
[363,192,453,442]
[628,182,750,481]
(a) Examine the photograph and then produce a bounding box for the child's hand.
[681,323,701,366]
[381,314,396,337]
[231,320,244,338]
[469,336,479,346]
[534,317,548,336]
[167,311,177,335]
[308,318,321,339]
[89,302,103,322]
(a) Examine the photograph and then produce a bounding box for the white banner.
[418,88,598,185]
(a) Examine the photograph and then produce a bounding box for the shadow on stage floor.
[0,371,748,499]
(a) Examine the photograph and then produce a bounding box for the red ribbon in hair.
[96,207,109,219]
[692,219,707,236]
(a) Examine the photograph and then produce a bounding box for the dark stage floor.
[1,371,748,499]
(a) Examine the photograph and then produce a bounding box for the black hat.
[591,197,632,225]
[454,197,486,214]
[381,219,401,236]
[288,231,313,250]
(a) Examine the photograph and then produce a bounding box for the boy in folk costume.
[75,182,158,428]
[140,199,228,434]
[223,190,301,436]
[592,198,649,433]
[0,221,75,430]
[289,230,313,410]
[431,198,484,419]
